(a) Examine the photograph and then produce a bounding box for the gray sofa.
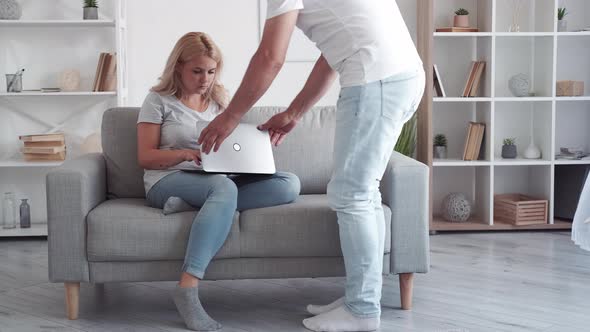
[47,106,430,320]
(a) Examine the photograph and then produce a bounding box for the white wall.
[126,0,418,107]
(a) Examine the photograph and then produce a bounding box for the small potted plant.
[558,7,568,32]
[454,8,470,28]
[502,138,517,159]
[83,0,98,20]
[433,134,448,159]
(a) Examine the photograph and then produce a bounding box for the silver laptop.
[194,121,276,174]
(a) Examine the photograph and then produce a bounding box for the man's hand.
[197,112,241,154]
[258,110,299,146]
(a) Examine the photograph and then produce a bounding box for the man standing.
[198,1,424,331]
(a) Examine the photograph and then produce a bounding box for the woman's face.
[178,55,217,96]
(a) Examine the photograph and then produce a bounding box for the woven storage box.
[556,80,584,96]
[494,194,548,226]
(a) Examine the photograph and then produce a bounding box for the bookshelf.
[419,0,590,232]
[0,0,127,237]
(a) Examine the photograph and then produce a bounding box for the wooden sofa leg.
[399,273,414,310]
[65,282,80,320]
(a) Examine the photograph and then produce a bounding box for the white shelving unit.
[430,0,590,231]
[0,0,127,237]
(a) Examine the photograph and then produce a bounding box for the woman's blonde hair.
[152,32,229,109]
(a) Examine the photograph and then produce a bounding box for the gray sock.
[163,197,194,215]
[172,285,222,331]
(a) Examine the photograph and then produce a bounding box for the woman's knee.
[210,175,238,199]
[275,171,301,203]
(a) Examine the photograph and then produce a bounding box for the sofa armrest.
[380,151,430,274]
[46,153,107,283]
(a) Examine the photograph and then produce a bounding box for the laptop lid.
[196,121,276,174]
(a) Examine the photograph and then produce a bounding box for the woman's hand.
[258,110,299,146]
[180,149,202,166]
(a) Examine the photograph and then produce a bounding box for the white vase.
[524,137,541,159]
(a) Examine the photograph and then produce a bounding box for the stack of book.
[462,61,486,97]
[462,122,485,161]
[18,133,66,162]
[93,52,117,92]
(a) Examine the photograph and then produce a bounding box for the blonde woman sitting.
[137,32,300,331]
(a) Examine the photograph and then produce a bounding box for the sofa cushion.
[242,107,336,194]
[239,195,391,258]
[86,199,240,262]
[102,108,146,198]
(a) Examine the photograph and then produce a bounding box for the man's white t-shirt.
[266,0,423,87]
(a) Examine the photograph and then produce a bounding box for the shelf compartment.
[494,165,552,225]
[494,101,552,161]
[495,0,555,33]
[434,36,492,98]
[434,0,493,33]
[433,101,491,161]
[433,166,491,225]
[557,35,590,98]
[554,164,590,221]
[495,36,554,97]
[557,0,590,33]
[555,100,590,160]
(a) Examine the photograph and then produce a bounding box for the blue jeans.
[146,171,301,279]
[327,69,425,317]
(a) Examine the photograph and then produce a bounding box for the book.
[23,151,66,161]
[97,53,112,91]
[436,27,480,32]
[19,133,65,142]
[470,123,485,160]
[462,123,474,160]
[473,123,486,160]
[23,141,65,148]
[92,53,106,92]
[22,145,66,154]
[102,53,117,92]
[433,64,446,97]
[462,61,479,97]
[469,61,486,97]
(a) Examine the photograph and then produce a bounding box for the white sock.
[163,197,194,215]
[307,296,345,315]
[302,304,380,332]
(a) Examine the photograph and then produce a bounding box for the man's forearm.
[225,49,283,120]
[289,55,337,120]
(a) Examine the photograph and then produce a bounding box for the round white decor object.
[0,0,22,20]
[509,73,530,97]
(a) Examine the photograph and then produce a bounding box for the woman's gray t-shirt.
[137,91,221,194]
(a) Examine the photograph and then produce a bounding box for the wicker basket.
[494,194,548,226]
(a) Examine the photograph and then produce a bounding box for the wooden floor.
[0,231,589,332]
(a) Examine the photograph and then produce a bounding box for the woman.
[137,32,300,331]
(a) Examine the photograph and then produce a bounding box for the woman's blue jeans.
[146,171,301,279]
[327,68,425,317]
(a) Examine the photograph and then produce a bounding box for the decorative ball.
[58,69,81,92]
[509,73,530,97]
[441,193,471,222]
[0,0,22,20]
